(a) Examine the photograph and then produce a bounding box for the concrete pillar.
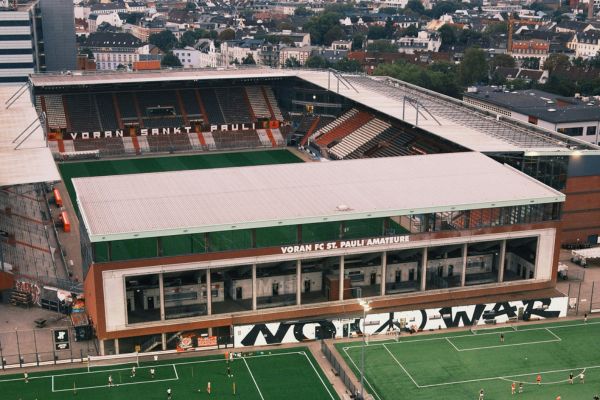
[420,248,428,291]
[339,255,345,300]
[252,264,257,310]
[99,339,105,356]
[206,269,212,315]
[498,240,507,283]
[114,338,120,355]
[208,327,213,336]
[461,243,468,287]
[159,272,165,321]
[297,259,302,305]
[161,333,166,351]
[380,251,387,296]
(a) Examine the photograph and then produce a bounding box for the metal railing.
[321,339,360,399]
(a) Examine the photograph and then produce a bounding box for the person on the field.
[580,371,585,384]
[537,374,542,385]
[131,366,136,378]
[500,333,504,343]
[518,382,523,393]
[227,365,233,378]
[593,394,599,400]
[150,368,155,379]
[478,389,484,400]
[207,381,211,395]
[108,375,114,387]
[511,382,515,395]
[569,372,574,384]
[24,372,28,383]
[166,387,172,400]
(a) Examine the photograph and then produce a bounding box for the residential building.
[173,40,220,68]
[88,12,123,32]
[397,31,441,54]
[510,39,550,65]
[85,32,144,70]
[569,30,600,59]
[279,46,314,66]
[221,39,263,65]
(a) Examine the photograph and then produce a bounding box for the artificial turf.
[337,318,600,400]
[1,348,338,400]
[58,149,303,215]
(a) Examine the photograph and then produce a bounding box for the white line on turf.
[301,352,337,400]
[51,376,180,393]
[445,337,461,352]
[545,327,562,341]
[243,357,265,400]
[451,338,561,352]
[342,346,383,400]
[172,364,179,380]
[51,375,54,392]
[382,344,421,388]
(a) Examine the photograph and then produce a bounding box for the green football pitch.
[338,319,600,400]
[0,348,338,400]
[58,149,303,214]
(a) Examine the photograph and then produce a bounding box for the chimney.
[589,0,594,20]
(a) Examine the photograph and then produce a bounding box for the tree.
[543,53,570,73]
[405,0,425,15]
[242,54,256,65]
[180,30,200,48]
[303,12,343,45]
[333,58,362,72]
[218,29,236,41]
[305,55,330,69]
[367,40,398,52]
[294,6,312,16]
[368,25,388,40]
[161,52,182,67]
[149,30,178,52]
[489,54,515,71]
[521,57,540,70]
[401,25,419,37]
[323,25,343,45]
[284,57,301,68]
[460,47,488,85]
[428,1,459,19]
[438,24,456,46]
[352,34,365,50]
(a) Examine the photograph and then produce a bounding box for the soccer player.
[207,381,211,395]
[500,333,504,343]
[537,374,542,385]
[108,375,114,387]
[569,372,574,384]
[227,365,233,378]
[594,394,599,400]
[580,371,585,384]
[166,387,172,400]
[131,366,136,378]
[519,382,524,393]
[150,368,155,379]
[584,313,588,323]
[478,389,484,400]
[24,372,28,383]
[511,382,516,395]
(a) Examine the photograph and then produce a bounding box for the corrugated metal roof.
[74,152,565,242]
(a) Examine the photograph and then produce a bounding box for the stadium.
[1,66,600,399]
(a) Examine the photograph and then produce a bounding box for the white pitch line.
[546,328,562,341]
[51,375,55,393]
[301,352,337,400]
[453,338,561,352]
[243,357,265,400]
[445,337,461,352]
[172,364,179,380]
[51,376,180,392]
[342,346,383,400]
[382,343,420,388]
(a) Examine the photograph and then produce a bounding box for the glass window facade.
[386,249,422,294]
[125,274,161,324]
[301,256,340,305]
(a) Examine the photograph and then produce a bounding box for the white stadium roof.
[74,152,565,242]
[0,86,60,187]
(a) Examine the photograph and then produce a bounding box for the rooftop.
[464,87,600,124]
[0,86,60,187]
[74,152,564,242]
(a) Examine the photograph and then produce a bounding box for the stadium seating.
[142,116,185,129]
[136,90,181,115]
[329,118,391,159]
[115,92,139,121]
[178,89,203,120]
[146,134,192,153]
[95,93,120,131]
[64,94,102,133]
[245,86,272,119]
[72,137,126,156]
[263,86,284,120]
[34,96,42,116]
[199,88,226,125]
[214,87,253,124]
[211,129,261,149]
[43,95,67,129]
[315,111,374,147]
[354,127,417,158]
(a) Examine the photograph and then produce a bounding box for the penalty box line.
[445,327,563,352]
[51,364,179,392]
[342,346,383,400]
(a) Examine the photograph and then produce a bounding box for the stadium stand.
[73,137,127,156]
[146,133,193,152]
[64,94,102,133]
[329,118,391,159]
[307,109,358,144]
[263,86,284,120]
[315,111,374,148]
[345,126,416,159]
[116,92,139,121]
[179,89,203,120]
[95,93,120,131]
[211,129,261,149]
[43,95,67,129]
[245,86,272,119]
[199,88,226,125]
[214,87,253,124]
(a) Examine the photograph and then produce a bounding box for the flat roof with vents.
[74,152,565,242]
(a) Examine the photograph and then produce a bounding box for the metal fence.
[0,326,97,369]
[321,339,360,399]
[562,280,600,317]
